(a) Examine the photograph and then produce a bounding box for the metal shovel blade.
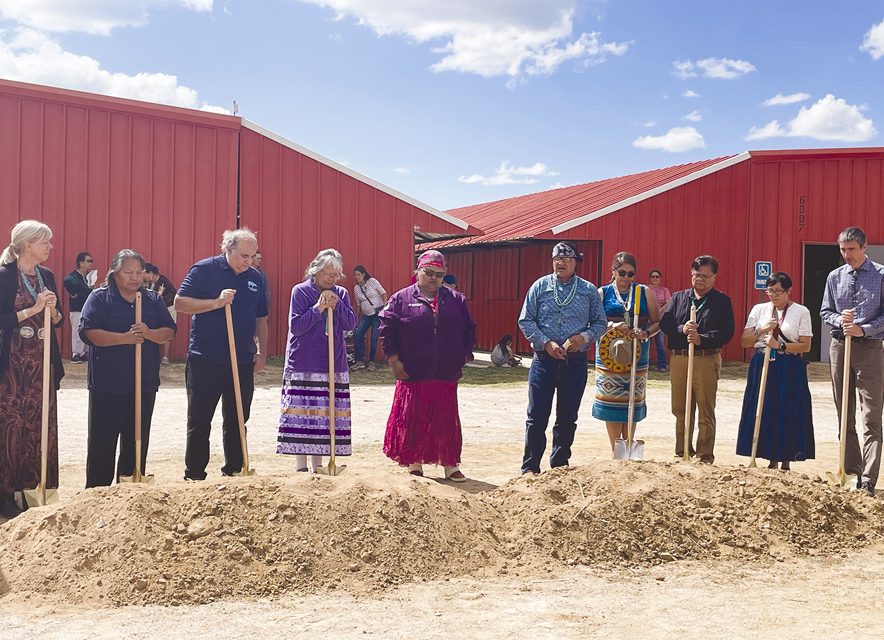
[119,473,155,484]
[614,438,645,461]
[23,485,59,508]
[629,440,645,461]
[613,438,628,460]
[825,470,858,489]
[232,468,256,477]
[315,460,347,476]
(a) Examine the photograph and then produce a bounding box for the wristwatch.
[778,341,787,354]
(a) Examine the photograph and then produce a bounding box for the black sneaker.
[859,481,876,497]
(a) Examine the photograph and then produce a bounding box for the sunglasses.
[616,269,636,278]
[649,274,660,278]
[422,268,446,279]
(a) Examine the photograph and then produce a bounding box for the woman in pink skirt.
[379,250,476,481]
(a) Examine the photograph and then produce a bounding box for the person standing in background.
[351,264,387,371]
[63,251,94,363]
[254,251,271,311]
[144,263,177,364]
[647,269,671,372]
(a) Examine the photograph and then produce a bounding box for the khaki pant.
[670,353,721,462]
[829,339,884,486]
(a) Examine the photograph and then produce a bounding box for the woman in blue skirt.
[592,252,661,451]
[736,271,814,470]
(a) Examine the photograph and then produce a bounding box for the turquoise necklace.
[19,267,45,302]
[552,274,579,307]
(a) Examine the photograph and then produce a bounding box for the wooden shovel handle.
[837,336,853,482]
[40,305,51,494]
[134,292,143,480]
[683,305,697,461]
[225,304,250,473]
[327,307,336,465]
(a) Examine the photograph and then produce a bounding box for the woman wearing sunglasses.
[592,252,661,451]
[380,250,476,482]
[736,271,814,470]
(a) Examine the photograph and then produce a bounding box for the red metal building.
[0,79,476,358]
[427,149,884,362]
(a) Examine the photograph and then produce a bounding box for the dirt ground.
[1,358,883,640]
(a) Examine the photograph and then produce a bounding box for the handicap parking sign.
[754,261,772,290]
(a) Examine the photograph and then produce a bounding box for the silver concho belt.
[16,326,45,339]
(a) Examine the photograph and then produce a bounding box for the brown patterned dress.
[0,273,59,492]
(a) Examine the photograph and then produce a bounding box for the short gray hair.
[838,226,867,247]
[305,248,344,279]
[220,228,258,253]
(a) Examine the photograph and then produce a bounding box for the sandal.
[444,467,467,483]
[408,463,424,477]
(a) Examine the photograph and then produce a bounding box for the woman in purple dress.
[380,250,476,482]
[276,249,357,473]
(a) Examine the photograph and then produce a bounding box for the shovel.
[316,306,346,476]
[121,292,154,483]
[826,335,859,489]
[225,304,254,476]
[24,306,59,507]
[681,305,697,462]
[615,285,644,461]
[748,307,778,468]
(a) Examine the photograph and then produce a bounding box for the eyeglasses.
[552,257,574,263]
[765,288,786,296]
[649,274,660,279]
[422,268,446,279]
[691,272,715,280]
[616,269,636,278]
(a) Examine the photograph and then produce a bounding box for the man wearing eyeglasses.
[518,241,607,476]
[820,226,884,497]
[63,251,96,363]
[660,255,735,464]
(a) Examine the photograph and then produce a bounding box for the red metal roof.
[427,155,742,248]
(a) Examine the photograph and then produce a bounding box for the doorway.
[803,243,841,362]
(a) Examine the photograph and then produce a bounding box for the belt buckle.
[19,326,35,339]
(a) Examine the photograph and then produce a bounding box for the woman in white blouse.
[736,272,815,470]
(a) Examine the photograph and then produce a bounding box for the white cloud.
[0,0,213,36]
[860,18,884,59]
[300,1,630,82]
[458,160,558,186]
[642,120,656,128]
[0,28,228,113]
[682,89,700,98]
[762,92,811,107]
[392,166,412,175]
[745,94,876,142]
[633,126,705,152]
[683,110,702,122]
[672,57,755,79]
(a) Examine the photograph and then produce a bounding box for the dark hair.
[611,252,637,272]
[104,249,145,288]
[354,264,372,281]
[497,334,513,351]
[649,269,662,278]
[838,226,867,247]
[76,252,92,267]
[144,262,159,274]
[442,274,457,285]
[765,271,793,290]
[691,255,719,274]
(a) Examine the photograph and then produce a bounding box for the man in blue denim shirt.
[518,242,607,476]
[820,226,884,497]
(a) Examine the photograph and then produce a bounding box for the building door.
[803,243,841,362]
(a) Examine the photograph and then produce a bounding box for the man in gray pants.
[821,226,884,497]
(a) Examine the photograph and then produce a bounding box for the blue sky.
[1,1,883,210]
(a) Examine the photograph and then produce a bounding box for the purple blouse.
[379,284,476,381]
[284,279,357,375]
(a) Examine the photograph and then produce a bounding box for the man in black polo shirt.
[175,228,268,480]
[63,251,95,362]
[660,255,735,464]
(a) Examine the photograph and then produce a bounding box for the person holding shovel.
[380,250,476,481]
[592,252,661,452]
[736,271,814,470]
[659,255,734,464]
[518,242,607,476]
[276,249,357,473]
[820,226,884,497]
[79,250,176,487]
[175,228,268,481]
[0,220,64,519]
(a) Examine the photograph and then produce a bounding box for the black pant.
[86,390,157,488]
[184,355,254,479]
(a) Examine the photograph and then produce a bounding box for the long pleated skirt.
[383,380,462,467]
[277,371,352,456]
[736,351,815,462]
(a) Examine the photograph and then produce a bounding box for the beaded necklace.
[552,274,579,307]
[19,267,45,302]
[612,283,634,313]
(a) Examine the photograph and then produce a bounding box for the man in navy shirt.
[175,228,268,480]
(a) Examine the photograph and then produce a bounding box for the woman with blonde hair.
[0,220,64,519]
[276,249,357,472]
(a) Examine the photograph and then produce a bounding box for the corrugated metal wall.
[237,127,470,357]
[0,82,240,359]
[446,240,601,354]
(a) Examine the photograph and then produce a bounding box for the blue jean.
[653,331,667,369]
[354,314,380,362]
[522,351,588,474]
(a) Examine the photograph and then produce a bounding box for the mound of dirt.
[1,462,882,608]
